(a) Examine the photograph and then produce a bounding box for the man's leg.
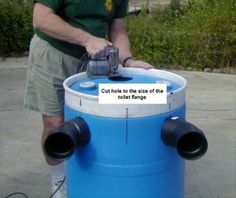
[42,115,64,165]
[24,35,82,197]
[42,115,66,197]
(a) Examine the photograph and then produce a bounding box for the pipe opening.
[177,132,207,160]
[44,133,74,160]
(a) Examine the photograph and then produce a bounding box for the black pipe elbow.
[44,117,90,161]
[161,117,208,160]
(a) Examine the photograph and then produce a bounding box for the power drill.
[86,47,119,77]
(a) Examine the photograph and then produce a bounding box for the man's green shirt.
[34,0,128,58]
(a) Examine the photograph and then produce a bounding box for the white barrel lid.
[63,67,187,118]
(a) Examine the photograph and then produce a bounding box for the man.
[24,0,153,197]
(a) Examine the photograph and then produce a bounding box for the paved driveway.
[0,57,235,198]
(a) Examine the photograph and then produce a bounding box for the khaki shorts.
[24,35,84,116]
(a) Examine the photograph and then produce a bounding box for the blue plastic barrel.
[63,68,187,198]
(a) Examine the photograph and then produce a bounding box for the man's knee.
[42,115,64,135]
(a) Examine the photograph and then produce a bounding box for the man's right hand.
[84,35,113,57]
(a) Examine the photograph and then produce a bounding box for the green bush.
[0,0,235,70]
[0,0,33,56]
[126,0,236,69]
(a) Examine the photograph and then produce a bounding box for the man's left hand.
[125,59,154,69]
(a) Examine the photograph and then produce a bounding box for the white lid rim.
[63,68,187,118]
[63,68,187,101]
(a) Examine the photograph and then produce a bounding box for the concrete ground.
[0,57,235,198]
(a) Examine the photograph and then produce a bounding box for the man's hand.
[109,19,153,70]
[85,35,113,56]
[125,59,154,69]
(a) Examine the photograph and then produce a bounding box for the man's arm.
[33,3,112,56]
[109,18,153,69]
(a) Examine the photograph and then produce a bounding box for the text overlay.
[99,84,167,104]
